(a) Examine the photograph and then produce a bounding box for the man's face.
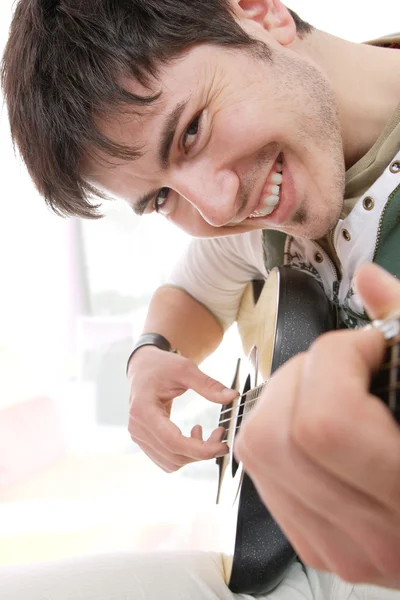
[89,25,345,240]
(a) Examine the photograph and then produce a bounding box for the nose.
[172,161,240,227]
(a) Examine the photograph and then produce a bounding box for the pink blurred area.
[0,397,66,490]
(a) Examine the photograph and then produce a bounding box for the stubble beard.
[248,43,346,240]
[280,51,346,240]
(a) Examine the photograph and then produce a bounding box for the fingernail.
[217,428,225,441]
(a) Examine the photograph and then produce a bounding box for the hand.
[235,264,400,588]
[127,346,236,472]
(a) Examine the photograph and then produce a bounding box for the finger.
[261,425,400,577]
[237,338,400,584]
[149,408,229,461]
[235,354,306,465]
[129,415,187,471]
[258,478,380,584]
[130,402,228,462]
[207,427,229,457]
[183,364,239,405]
[138,439,192,473]
[355,263,400,320]
[129,411,193,460]
[190,424,203,440]
[238,375,379,583]
[191,426,225,443]
[207,426,226,443]
[291,328,400,508]
[236,353,388,531]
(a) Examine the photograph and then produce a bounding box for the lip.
[262,155,297,227]
[243,153,283,221]
[240,152,297,227]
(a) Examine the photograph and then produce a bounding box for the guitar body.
[216,266,337,594]
[216,265,400,594]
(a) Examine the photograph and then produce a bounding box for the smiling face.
[88,20,345,240]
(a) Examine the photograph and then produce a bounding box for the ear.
[233,0,297,46]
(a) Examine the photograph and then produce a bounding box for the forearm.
[141,285,224,364]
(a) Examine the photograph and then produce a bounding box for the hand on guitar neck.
[235,264,400,590]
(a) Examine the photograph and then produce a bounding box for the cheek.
[215,104,290,171]
[166,202,214,237]
[214,101,267,152]
[166,204,209,237]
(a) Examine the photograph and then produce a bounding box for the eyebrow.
[132,97,191,216]
[132,188,160,216]
[159,99,190,169]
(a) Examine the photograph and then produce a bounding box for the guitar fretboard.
[227,319,400,433]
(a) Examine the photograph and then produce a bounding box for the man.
[2,0,400,598]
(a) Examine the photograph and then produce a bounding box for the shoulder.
[184,230,264,263]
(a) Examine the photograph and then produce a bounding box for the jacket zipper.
[372,191,395,261]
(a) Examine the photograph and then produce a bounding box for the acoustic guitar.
[215,265,400,595]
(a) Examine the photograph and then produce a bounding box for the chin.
[281,220,332,240]
[283,200,343,240]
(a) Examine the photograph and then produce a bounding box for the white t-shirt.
[167,231,268,331]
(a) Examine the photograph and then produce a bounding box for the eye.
[153,187,170,213]
[182,114,201,154]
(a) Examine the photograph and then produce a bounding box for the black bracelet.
[126,333,177,375]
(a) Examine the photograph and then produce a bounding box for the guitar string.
[220,402,258,441]
[218,362,400,429]
[217,320,399,442]
[218,397,261,426]
[219,356,400,418]
[219,380,400,432]
[219,383,266,417]
[218,335,399,443]
[220,387,400,441]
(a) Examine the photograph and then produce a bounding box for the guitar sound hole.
[232,449,239,477]
[232,374,251,478]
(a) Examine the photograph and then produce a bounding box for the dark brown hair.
[2,1,312,218]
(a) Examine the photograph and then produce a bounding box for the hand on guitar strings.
[127,346,235,472]
[235,264,400,589]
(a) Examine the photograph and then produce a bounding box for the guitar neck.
[243,320,400,425]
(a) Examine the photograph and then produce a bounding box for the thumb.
[355,264,400,320]
[187,364,239,405]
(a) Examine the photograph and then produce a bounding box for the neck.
[291,30,400,169]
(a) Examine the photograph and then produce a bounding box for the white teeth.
[257,194,280,216]
[248,157,283,219]
[271,173,283,185]
[258,206,276,217]
[268,185,280,196]
[263,194,280,207]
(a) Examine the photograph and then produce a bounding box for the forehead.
[86,43,257,200]
[94,41,248,149]
[88,46,212,171]
[86,46,220,190]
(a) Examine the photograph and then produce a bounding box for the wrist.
[126,333,178,375]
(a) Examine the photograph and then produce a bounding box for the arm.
[141,285,224,364]
[127,233,267,472]
[127,286,237,473]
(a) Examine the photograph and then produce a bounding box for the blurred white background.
[0,0,398,566]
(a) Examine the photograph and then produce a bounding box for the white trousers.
[1,552,399,600]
